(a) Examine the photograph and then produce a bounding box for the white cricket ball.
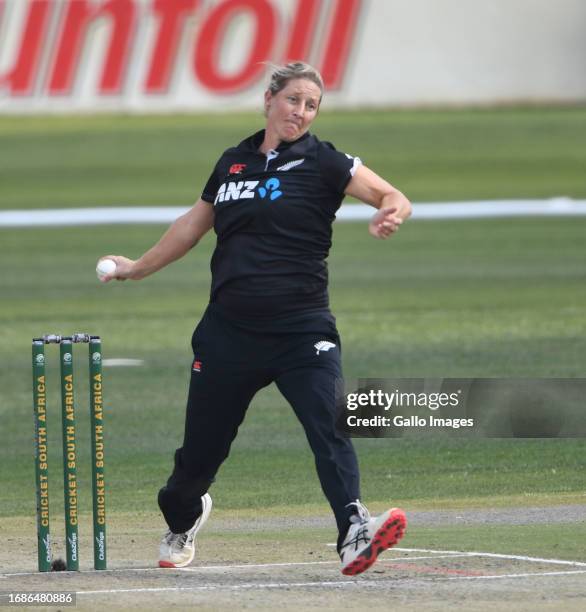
[96,258,117,281]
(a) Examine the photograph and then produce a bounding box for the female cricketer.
[98,62,411,576]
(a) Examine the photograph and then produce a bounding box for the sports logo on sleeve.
[345,153,363,176]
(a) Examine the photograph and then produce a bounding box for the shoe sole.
[341,508,407,576]
[159,494,213,568]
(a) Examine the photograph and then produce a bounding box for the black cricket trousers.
[158,304,361,536]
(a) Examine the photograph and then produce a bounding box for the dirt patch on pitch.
[2,553,586,611]
[1,507,585,611]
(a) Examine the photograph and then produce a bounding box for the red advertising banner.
[1,0,584,112]
[0,0,361,100]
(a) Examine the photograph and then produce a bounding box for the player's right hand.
[97,255,137,282]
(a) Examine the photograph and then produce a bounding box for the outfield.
[0,109,585,608]
[2,107,586,208]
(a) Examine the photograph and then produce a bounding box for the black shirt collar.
[241,129,312,153]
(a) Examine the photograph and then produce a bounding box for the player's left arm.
[344,165,412,239]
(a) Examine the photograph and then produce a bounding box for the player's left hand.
[368,207,403,239]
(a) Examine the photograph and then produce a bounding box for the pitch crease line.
[394,547,586,567]
[0,554,467,577]
[447,570,586,580]
[178,560,337,571]
[74,571,586,596]
[3,549,585,578]
[78,581,370,595]
[0,561,336,577]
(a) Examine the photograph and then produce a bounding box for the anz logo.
[214,178,283,205]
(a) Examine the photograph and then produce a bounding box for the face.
[264,78,322,142]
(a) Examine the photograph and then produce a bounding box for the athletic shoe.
[159,493,212,568]
[339,500,407,576]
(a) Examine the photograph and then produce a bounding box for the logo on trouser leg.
[192,359,202,372]
[314,341,336,355]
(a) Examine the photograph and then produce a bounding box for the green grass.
[0,110,585,563]
[1,219,585,520]
[224,523,586,561]
[1,107,585,208]
[403,523,586,561]
[144,521,586,562]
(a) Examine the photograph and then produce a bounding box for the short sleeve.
[317,142,363,194]
[201,163,220,204]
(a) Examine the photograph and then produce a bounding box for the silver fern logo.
[277,158,305,171]
[314,341,336,355]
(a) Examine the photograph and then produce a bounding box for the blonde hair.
[266,62,324,99]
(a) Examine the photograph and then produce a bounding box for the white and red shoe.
[159,493,212,568]
[339,500,407,576]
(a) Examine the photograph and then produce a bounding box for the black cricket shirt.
[201,129,361,323]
